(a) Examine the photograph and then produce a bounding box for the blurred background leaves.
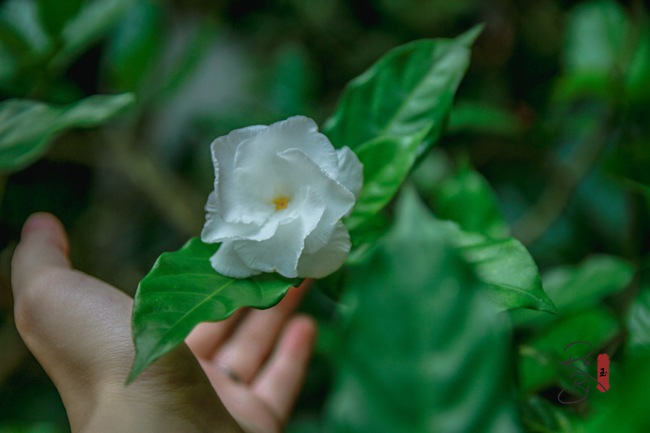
[325,187,520,433]
[1,0,650,432]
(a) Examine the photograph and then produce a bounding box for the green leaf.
[564,0,631,75]
[129,237,299,383]
[266,43,315,117]
[429,161,510,239]
[581,352,650,433]
[0,93,135,172]
[0,17,32,57]
[0,0,51,55]
[511,255,634,330]
[625,14,650,105]
[518,309,619,394]
[520,395,581,433]
[38,0,85,37]
[104,0,162,92]
[626,259,650,351]
[347,212,391,250]
[323,26,479,154]
[325,186,520,433]
[627,288,650,351]
[327,26,481,235]
[343,132,425,232]
[52,0,136,71]
[447,101,523,137]
[437,219,556,313]
[556,0,633,101]
[635,181,650,215]
[154,19,218,103]
[411,148,454,197]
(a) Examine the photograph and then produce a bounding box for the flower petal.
[219,170,276,224]
[336,146,364,199]
[210,125,266,213]
[302,217,337,254]
[297,221,351,278]
[205,191,218,212]
[210,241,262,279]
[212,126,274,225]
[234,116,340,182]
[233,186,326,278]
[275,148,355,253]
[202,199,301,243]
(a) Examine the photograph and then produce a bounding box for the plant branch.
[512,110,616,246]
[105,130,206,239]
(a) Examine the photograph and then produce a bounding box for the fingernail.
[22,213,54,234]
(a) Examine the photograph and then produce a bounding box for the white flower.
[201,116,363,279]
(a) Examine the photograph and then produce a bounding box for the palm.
[11,213,315,433]
[186,280,316,433]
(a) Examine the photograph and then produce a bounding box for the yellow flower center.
[274,197,289,211]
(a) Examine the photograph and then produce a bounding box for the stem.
[105,130,206,239]
[512,109,616,246]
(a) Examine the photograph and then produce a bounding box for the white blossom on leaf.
[201,116,363,279]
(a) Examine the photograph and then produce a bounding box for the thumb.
[10,213,243,432]
[12,212,71,295]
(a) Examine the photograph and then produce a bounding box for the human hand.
[186,278,316,433]
[11,213,316,433]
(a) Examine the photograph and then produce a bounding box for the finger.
[10,214,241,432]
[252,315,316,423]
[185,309,244,359]
[213,279,312,383]
[11,213,71,294]
[197,359,280,433]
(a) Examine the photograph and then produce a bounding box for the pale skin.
[11,212,317,433]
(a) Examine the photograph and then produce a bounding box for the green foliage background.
[1,0,650,432]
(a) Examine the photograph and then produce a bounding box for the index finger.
[186,278,313,363]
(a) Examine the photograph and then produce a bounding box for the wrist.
[78,384,242,433]
[70,344,243,433]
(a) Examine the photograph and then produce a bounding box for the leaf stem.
[105,130,206,239]
[512,108,616,246]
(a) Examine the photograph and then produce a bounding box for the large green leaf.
[346,186,552,312]
[335,27,481,234]
[437,219,556,313]
[511,255,634,330]
[323,26,480,154]
[429,162,510,239]
[0,93,135,172]
[129,237,299,383]
[344,132,425,232]
[325,186,520,433]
